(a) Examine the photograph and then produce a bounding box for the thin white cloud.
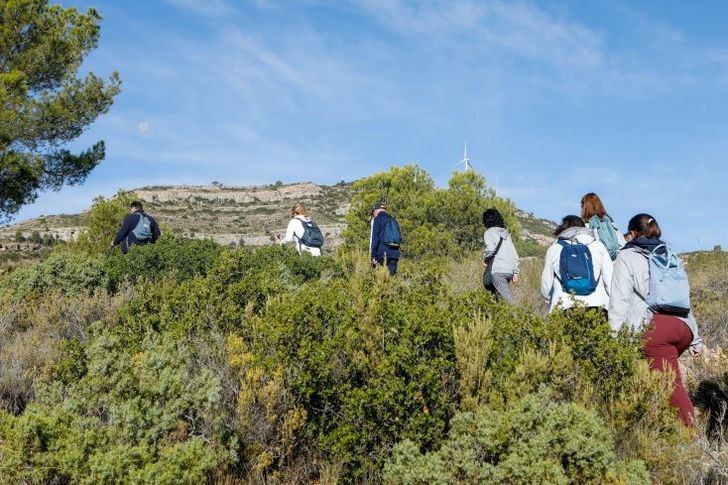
[349,0,604,68]
[162,0,233,17]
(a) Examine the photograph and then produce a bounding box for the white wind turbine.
[456,142,473,172]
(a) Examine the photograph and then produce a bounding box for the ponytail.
[627,213,662,239]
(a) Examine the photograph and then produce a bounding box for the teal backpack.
[589,215,620,261]
[382,216,402,248]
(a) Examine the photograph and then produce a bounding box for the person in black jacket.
[111,201,161,254]
[369,202,400,275]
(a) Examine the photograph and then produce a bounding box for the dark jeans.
[375,257,398,276]
[643,314,695,426]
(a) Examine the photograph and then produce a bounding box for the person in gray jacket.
[608,213,702,425]
[482,208,520,303]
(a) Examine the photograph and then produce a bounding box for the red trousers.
[643,314,695,426]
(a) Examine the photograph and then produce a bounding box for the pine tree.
[0,0,121,222]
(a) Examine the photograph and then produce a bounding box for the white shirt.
[541,228,613,312]
[282,216,321,256]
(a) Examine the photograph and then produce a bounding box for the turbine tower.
[456,142,472,172]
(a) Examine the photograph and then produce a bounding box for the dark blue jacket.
[370,211,401,260]
[113,211,161,254]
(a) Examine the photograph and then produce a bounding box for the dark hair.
[482,208,505,229]
[628,213,662,239]
[131,200,143,211]
[555,215,585,236]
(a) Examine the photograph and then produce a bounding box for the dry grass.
[685,250,728,348]
[444,254,547,313]
[0,288,132,414]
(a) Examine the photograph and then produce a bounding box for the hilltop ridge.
[0,181,555,260]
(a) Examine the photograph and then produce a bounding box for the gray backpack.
[132,213,153,241]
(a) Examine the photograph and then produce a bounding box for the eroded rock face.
[0,182,353,250]
[0,182,556,254]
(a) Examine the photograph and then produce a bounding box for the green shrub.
[0,331,237,484]
[0,250,107,299]
[74,191,138,255]
[342,165,519,259]
[383,389,649,485]
[0,224,717,483]
[104,235,223,291]
[228,270,460,480]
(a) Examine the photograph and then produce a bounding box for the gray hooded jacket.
[608,246,702,352]
[483,227,520,275]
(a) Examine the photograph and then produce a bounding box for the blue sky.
[14,0,728,251]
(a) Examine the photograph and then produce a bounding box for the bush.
[0,291,126,414]
[342,165,519,259]
[0,228,720,483]
[0,332,237,484]
[0,250,107,299]
[104,234,223,291]
[227,268,460,480]
[383,389,649,485]
[74,191,139,255]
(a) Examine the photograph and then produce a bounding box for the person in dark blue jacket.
[111,201,161,254]
[369,202,400,275]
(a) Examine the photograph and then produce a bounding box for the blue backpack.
[641,245,691,317]
[298,219,324,248]
[556,240,598,296]
[589,215,620,261]
[382,215,402,248]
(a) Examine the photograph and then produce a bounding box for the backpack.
[297,218,324,248]
[382,215,402,248]
[131,213,153,242]
[640,245,691,317]
[589,215,620,261]
[556,239,598,296]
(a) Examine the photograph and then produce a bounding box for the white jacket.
[541,227,613,312]
[483,227,520,275]
[608,246,702,352]
[282,216,321,256]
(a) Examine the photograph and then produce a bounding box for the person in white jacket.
[608,213,701,426]
[280,203,322,256]
[482,209,520,303]
[541,215,613,313]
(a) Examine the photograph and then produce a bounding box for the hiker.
[369,202,401,275]
[540,215,613,314]
[581,193,626,261]
[281,203,323,256]
[608,214,702,426]
[111,200,161,254]
[482,208,519,302]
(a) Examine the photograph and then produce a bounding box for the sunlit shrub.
[383,389,649,485]
[104,234,223,291]
[0,250,107,299]
[0,332,237,484]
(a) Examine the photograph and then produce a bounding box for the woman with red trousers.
[608,214,702,426]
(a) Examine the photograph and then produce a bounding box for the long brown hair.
[581,193,608,221]
[291,203,307,217]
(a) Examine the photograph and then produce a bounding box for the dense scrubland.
[0,166,726,484]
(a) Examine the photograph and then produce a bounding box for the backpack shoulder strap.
[493,236,505,256]
[486,236,505,262]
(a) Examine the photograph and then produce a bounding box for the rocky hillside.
[0,181,555,260]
